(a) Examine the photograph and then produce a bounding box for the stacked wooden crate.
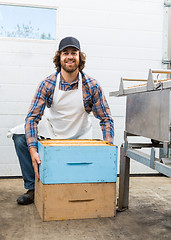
[35,139,117,221]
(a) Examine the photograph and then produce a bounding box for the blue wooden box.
[38,140,117,184]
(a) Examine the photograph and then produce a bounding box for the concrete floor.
[0,176,171,240]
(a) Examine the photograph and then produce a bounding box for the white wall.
[0,0,165,176]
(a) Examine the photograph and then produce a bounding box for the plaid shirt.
[25,72,114,149]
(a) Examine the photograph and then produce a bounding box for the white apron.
[7,73,92,140]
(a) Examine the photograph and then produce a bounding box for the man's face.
[60,47,79,73]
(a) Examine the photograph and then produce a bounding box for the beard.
[61,62,79,73]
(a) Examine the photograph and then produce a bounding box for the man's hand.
[30,148,41,181]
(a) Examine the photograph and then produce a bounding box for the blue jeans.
[12,134,35,190]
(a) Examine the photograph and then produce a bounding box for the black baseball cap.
[58,37,81,51]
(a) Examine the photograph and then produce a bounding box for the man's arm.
[91,81,114,144]
[25,74,57,179]
[25,81,48,179]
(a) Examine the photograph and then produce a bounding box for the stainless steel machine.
[110,69,171,211]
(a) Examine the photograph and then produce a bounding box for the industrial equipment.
[110,69,171,211]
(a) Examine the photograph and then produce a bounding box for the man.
[12,36,114,205]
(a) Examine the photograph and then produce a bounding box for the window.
[0,4,56,40]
